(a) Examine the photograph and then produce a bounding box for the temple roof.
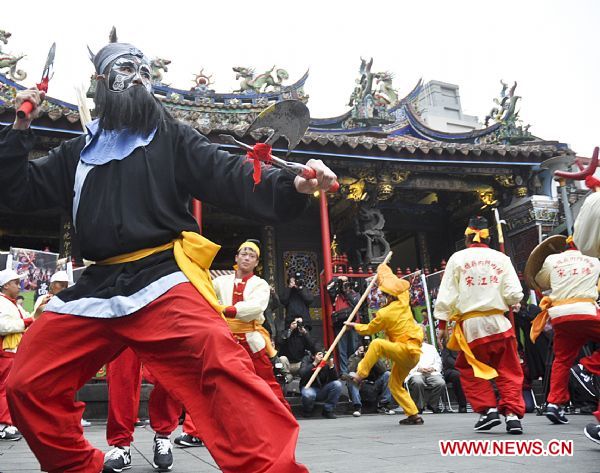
[0,51,571,158]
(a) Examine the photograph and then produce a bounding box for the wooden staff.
[305,251,393,389]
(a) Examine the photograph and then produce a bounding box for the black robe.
[0,120,308,317]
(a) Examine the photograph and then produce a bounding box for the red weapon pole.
[16,43,56,120]
[319,192,334,347]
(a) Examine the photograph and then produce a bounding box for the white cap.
[0,269,26,287]
[50,271,70,283]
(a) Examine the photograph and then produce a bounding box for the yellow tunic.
[354,291,423,416]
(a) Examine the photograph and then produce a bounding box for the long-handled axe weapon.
[219,100,339,193]
[16,42,56,120]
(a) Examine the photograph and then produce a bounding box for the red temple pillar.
[193,199,202,234]
[319,192,334,347]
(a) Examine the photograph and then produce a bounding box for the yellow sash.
[530,297,596,343]
[226,319,277,358]
[98,231,224,316]
[2,333,22,351]
[447,310,503,380]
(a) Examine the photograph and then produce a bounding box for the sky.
[2,0,599,154]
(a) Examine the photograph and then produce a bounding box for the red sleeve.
[23,317,34,328]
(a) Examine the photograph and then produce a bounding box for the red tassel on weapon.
[245,142,273,186]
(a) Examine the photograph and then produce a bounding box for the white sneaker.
[0,424,22,441]
[352,410,362,417]
[81,418,92,427]
[103,446,131,472]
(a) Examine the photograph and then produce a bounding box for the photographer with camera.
[346,337,394,417]
[278,317,317,383]
[299,350,342,419]
[281,272,314,329]
[327,275,360,374]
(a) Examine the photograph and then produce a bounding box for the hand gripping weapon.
[219,100,339,193]
[304,251,393,389]
[16,42,56,120]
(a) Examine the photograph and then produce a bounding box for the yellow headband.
[464,227,490,243]
[238,241,260,258]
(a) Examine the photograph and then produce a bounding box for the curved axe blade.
[245,100,310,152]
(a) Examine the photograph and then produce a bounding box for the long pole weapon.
[492,206,516,327]
[304,251,393,389]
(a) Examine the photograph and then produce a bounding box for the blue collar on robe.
[80,119,157,165]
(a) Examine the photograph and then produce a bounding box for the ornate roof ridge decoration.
[152,69,309,108]
[0,30,27,82]
[0,73,81,124]
[298,130,565,155]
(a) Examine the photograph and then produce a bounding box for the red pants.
[7,282,306,473]
[183,337,292,438]
[0,353,14,425]
[548,317,600,405]
[183,338,289,436]
[106,348,181,446]
[106,348,142,446]
[456,336,525,417]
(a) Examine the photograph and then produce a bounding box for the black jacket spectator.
[347,352,387,382]
[326,276,360,329]
[278,327,316,363]
[299,354,338,389]
[441,347,457,373]
[281,283,314,328]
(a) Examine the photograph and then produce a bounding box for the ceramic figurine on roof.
[233,66,290,93]
[480,80,534,145]
[151,57,171,84]
[347,57,395,127]
[191,68,214,94]
[0,30,26,81]
[373,71,399,106]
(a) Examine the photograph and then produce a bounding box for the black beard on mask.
[94,81,164,135]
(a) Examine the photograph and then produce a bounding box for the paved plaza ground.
[0,412,598,472]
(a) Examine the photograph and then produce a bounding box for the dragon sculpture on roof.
[232,66,290,93]
[0,30,27,81]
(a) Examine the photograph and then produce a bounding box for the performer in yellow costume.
[345,264,424,425]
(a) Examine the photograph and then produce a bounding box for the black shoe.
[152,436,173,471]
[505,415,523,435]
[174,433,203,448]
[103,447,132,473]
[571,364,598,398]
[0,425,22,441]
[300,409,313,418]
[545,404,569,424]
[458,406,467,413]
[322,409,337,419]
[377,404,397,415]
[474,409,502,431]
[584,423,600,445]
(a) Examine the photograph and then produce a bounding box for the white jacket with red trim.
[434,245,523,345]
[535,250,600,321]
[213,274,270,353]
